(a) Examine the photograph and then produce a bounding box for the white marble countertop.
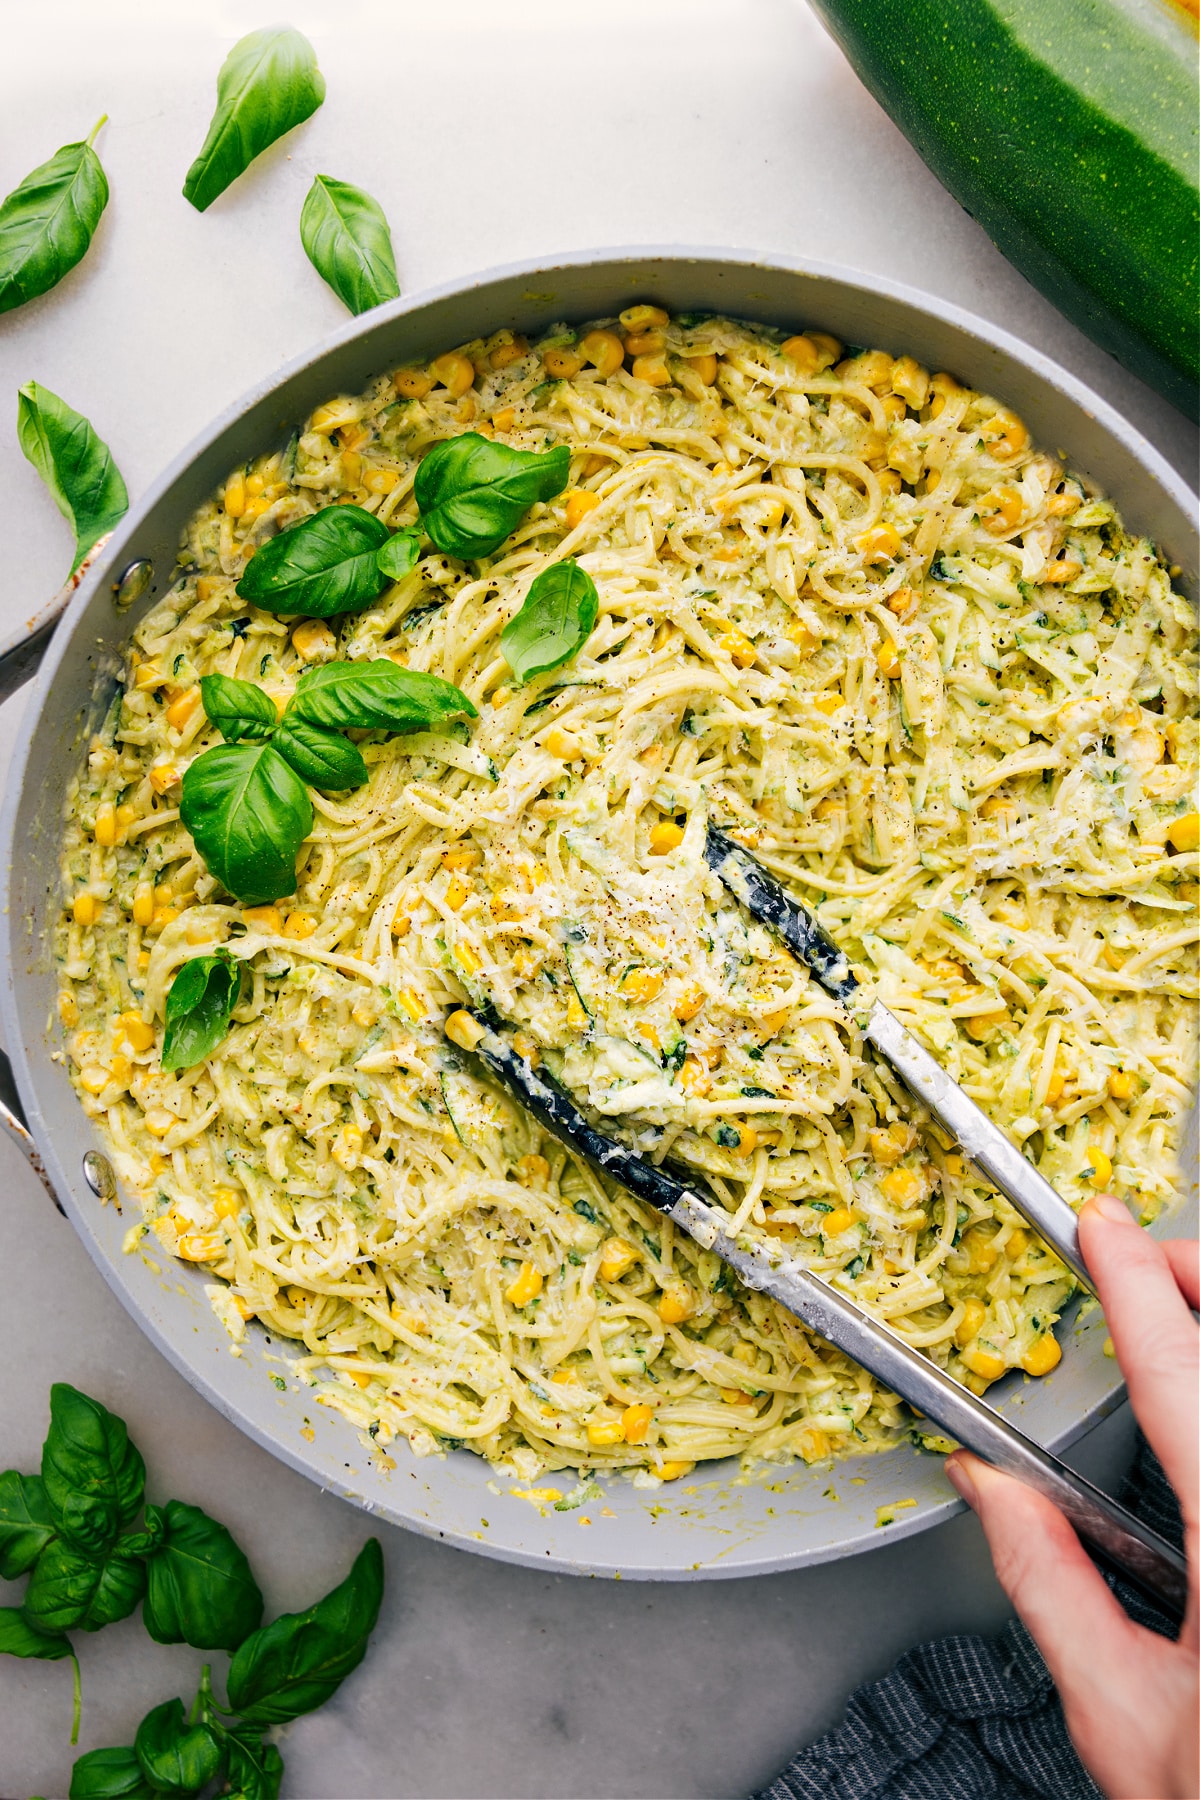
[0,2,1189,1794]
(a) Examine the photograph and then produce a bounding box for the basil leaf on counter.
[181,743,312,906]
[226,1536,384,1724]
[69,1745,158,1800]
[161,954,239,1074]
[223,1730,284,1800]
[134,1697,224,1795]
[142,1500,263,1652]
[237,505,389,617]
[183,26,325,213]
[41,1385,145,1556]
[272,718,368,791]
[288,659,476,736]
[376,526,421,582]
[17,381,129,573]
[199,673,278,742]
[501,558,598,683]
[300,174,400,316]
[0,1606,73,1661]
[0,1470,57,1577]
[415,433,570,559]
[0,119,109,314]
[24,1538,146,1634]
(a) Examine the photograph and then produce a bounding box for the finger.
[1163,1237,1200,1313]
[946,1452,1143,1691]
[1079,1196,1199,1519]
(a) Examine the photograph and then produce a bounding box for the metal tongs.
[444,830,1187,1615]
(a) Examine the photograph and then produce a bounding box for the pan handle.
[0,535,118,707]
[0,1045,64,1214]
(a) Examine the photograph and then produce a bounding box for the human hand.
[945,1194,1199,1800]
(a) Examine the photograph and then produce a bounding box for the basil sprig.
[415,433,571,559]
[179,661,475,912]
[18,381,129,574]
[0,118,109,314]
[501,558,598,683]
[237,505,392,617]
[161,953,240,1074]
[183,26,325,213]
[2,1382,384,1789]
[300,174,400,315]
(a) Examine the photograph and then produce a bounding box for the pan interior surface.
[3,249,1195,1579]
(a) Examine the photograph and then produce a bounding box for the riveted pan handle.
[0,535,126,707]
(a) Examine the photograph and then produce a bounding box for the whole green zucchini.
[809,0,1199,419]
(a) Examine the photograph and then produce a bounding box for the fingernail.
[1086,1192,1132,1226]
[945,1454,978,1510]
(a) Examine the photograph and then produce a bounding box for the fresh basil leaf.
[376,527,421,582]
[0,1470,56,1577]
[500,558,598,684]
[69,1746,158,1800]
[300,174,399,316]
[223,1730,284,1800]
[183,26,325,213]
[0,1606,72,1660]
[17,381,129,573]
[236,505,389,617]
[272,718,368,791]
[289,659,476,735]
[180,743,312,905]
[24,1539,146,1634]
[415,434,570,560]
[134,1697,224,1795]
[142,1500,263,1652]
[41,1385,145,1555]
[226,1537,384,1725]
[0,119,108,314]
[199,673,277,742]
[161,954,239,1074]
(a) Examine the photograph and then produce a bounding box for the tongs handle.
[464,1016,1187,1619]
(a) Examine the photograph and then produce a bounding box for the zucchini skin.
[810,0,1199,419]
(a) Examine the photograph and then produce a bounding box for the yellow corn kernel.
[362,466,399,496]
[565,991,589,1032]
[944,1154,965,1176]
[876,637,902,679]
[332,1125,363,1171]
[880,1168,923,1207]
[441,875,469,913]
[79,1065,112,1095]
[1044,1070,1066,1107]
[133,659,164,691]
[954,1298,988,1348]
[243,905,283,934]
[963,1228,1000,1273]
[177,1232,225,1263]
[857,524,903,564]
[1040,555,1083,585]
[213,1188,240,1220]
[93,801,118,847]
[658,1284,693,1325]
[57,990,80,1028]
[678,1055,711,1097]
[876,468,904,496]
[889,356,930,409]
[622,1404,654,1444]
[517,1153,550,1185]
[732,1124,757,1159]
[719,628,757,668]
[786,622,820,656]
[149,906,180,932]
[1107,1070,1135,1101]
[1021,1333,1062,1377]
[631,353,671,387]
[578,328,624,376]
[980,794,1017,821]
[544,727,581,759]
[506,1261,544,1308]
[456,942,482,976]
[512,1030,540,1065]
[292,619,336,661]
[282,912,316,939]
[619,304,669,332]
[143,1108,176,1139]
[965,1007,1007,1040]
[73,892,98,927]
[649,820,685,855]
[961,1345,1007,1383]
[886,587,917,620]
[131,884,154,927]
[489,335,528,370]
[984,410,1029,461]
[678,352,717,386]
[394,366,433,400]
[1005,1229,1028,1261]
[118,1012,156,1052]
[490,408,517,436]
[718,1386,756,1408]
[1086,1145,1113,1188]
[868,1129,904,1167]
[982,485,1023,534]
[798,1427,831,1463]
[165,687,201,732]
[565,489,602,531]
[823,1205,855,1235]
[1167,811,1199,852]
[310,400,360,434]
[782,332,841,376]
[391,905,411,938]
[599,1239,639,1282]
[148,764,179,795]
[431,352,475,397]
[543,346,583,379]
[195,576,222,603]
[621,966,665,1004]
[624,328,666,356]
[586,1415,626,1448]
[441,846,480,875]
[223,473,247,518]
[673,984,706,1022]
